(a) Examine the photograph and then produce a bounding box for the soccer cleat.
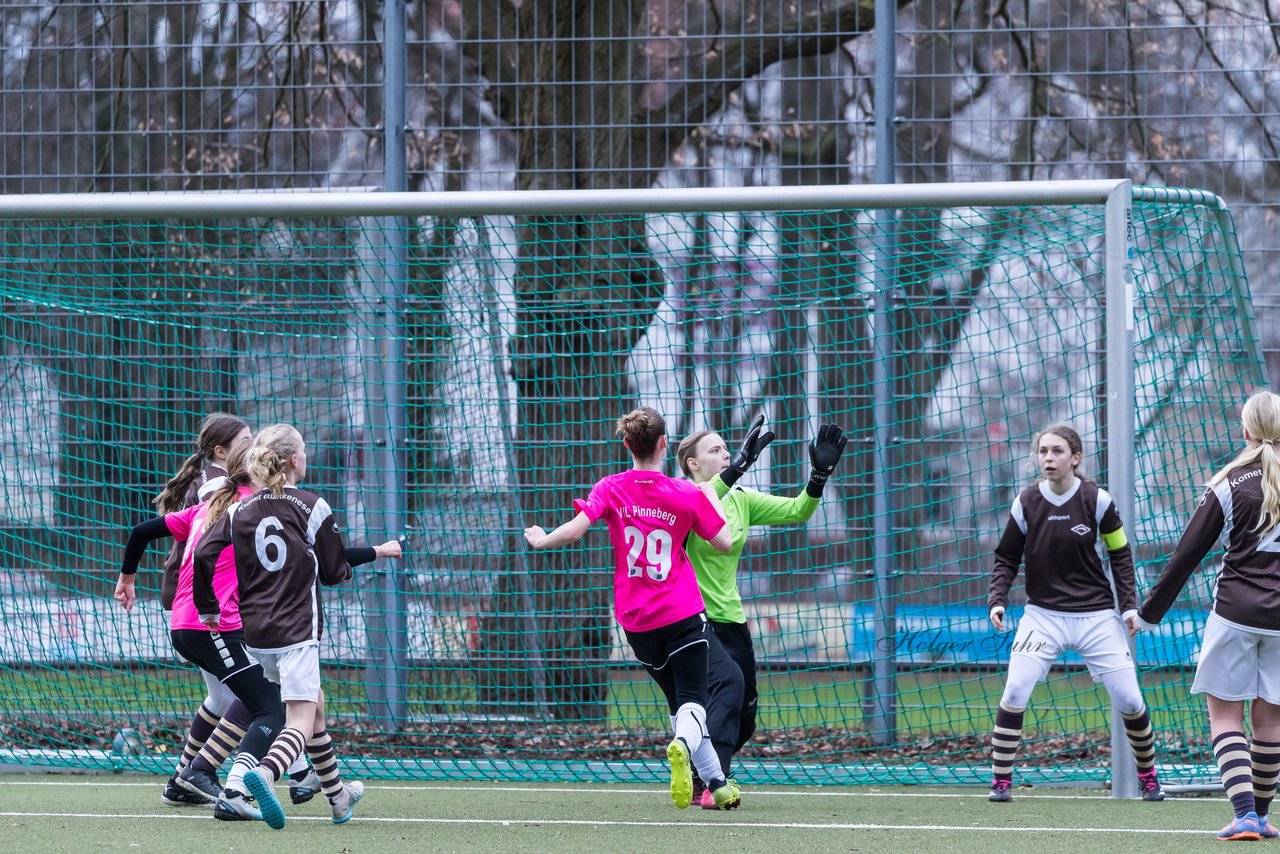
[328,780,364,824]
[988,778,1012,802]
[699,788,716,809]
[1138,770,1165,802]
[666,739,693,809]
[213,790,263,822]
[289,768,323,805]
[176,765,222,803]
[1259,815,1279,839]
[710,779,742,810]
[243,767,286,830]
[161,774,213,807]
[1217,811,1263,841]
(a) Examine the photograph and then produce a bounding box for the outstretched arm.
[346,539,403,568]
[525,512,593,550]
[114,517,176,612]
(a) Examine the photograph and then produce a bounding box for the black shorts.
[625,612,709,670]
[170,628,259,683]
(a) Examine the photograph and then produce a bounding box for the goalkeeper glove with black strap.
[720,413,775,488]
[806,423,848,497]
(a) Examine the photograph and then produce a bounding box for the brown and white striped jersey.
[192,485,352,650]
[1139,463,1280,630]
[989,477,1136,614]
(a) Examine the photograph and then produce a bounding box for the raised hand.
[722,413,776,486]
[807,423,848,495]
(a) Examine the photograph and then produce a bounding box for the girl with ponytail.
[1140,390,1280,840]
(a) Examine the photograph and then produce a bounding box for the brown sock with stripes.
[305,730,346,799]
[175,702,220,774]
[990,703,1025,783]
[255,727,307,784]
[1121,706,1156,774]
[190,700,250,776]
[1215,731,1258,818]
[1252,739,1280,818]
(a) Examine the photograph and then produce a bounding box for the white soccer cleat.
[329,780,364,824]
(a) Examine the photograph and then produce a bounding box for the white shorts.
[1191,612,1280,703]
[248,642,322,703]
[1009,604,1135,682]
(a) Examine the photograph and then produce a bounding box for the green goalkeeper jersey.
[685,473,820,624]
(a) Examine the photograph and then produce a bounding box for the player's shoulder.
[283,485,328,512]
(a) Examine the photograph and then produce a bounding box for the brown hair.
[246,424,305,495]
[1033,423,1084,476]
[676,430,715,477]
[1210,390,1280,535]
[154,412,249,513]
[203,443,253,527]
[616,407,666,460]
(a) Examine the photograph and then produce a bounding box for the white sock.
[691,737,722,785]
[673,703,706,752]
[226,754,256,795]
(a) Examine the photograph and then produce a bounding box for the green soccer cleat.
[666,739,693,809]
[710,779,742,810]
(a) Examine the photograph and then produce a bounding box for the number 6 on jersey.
[624,525,673,581]
[255,515,288,572]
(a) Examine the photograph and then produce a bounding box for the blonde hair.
[154,412,248,513]
[204,443,253,527]
[246,424,304,495]
[1209,390,1280,535]
[676,430,715,477]
[616,407,666,460]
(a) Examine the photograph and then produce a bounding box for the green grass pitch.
[0,774,1242,853]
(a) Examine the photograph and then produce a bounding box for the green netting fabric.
[0,190,1263,785]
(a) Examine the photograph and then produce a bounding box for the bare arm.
[525,512,593,550]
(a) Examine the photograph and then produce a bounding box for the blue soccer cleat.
[1217,811,1263,841]
[243,768,286,830]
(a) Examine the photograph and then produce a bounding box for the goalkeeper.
[676,416,847,809]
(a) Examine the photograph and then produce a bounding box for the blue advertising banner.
[848,605,1205,667]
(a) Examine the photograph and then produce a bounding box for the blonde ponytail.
[247,424,304,496]
[1210,390,1280,535]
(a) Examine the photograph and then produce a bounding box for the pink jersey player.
[574,469,726,632]
[165,485,255,632]
[525,407,741,811]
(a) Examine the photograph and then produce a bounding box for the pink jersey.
[574,469,726,632]
[166,486,254,632]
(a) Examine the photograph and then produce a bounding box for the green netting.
[0,188,1264,787]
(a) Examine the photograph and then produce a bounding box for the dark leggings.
[641,636,745,777]
[170,629,284,763]
[710,619,758,754]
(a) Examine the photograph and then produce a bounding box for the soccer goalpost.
[0,180,1263,795]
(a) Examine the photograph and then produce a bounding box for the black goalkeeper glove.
[806,423,848,497]
[720,413,776,488]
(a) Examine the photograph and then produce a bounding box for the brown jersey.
[1139,463,1280,630]
[192,485,351,650]
[159,463,227,610]
[989,477,1136,614]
